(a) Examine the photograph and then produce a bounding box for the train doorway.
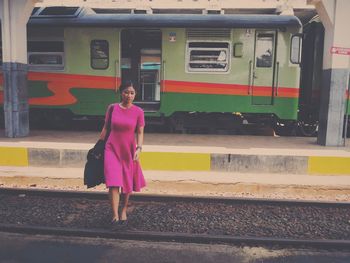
[252,31,276,105]
[121,29,162,111]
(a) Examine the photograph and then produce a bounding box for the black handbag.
[84,105,114,188]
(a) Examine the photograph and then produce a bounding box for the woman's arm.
[99,104,112,141]
[99,126,107,141]
[134,126,144,161]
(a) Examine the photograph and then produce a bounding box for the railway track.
[1,187,350,248]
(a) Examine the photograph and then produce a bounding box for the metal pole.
[344,68,350,146]
[2,0,15,137]
[2,0,31,137]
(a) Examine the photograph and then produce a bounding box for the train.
[0,7,349,135]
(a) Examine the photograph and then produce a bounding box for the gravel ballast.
[1,192,350,240]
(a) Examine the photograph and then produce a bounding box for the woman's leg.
[109,187,120,221]
[120,193,131,221]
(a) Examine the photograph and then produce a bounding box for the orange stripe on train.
[0,72,118,105]
[1,75,349,105]
[28,72,117,106]
[162,80,299,98]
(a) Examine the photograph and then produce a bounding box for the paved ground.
[1,232,350,263]
[1,130,350,156]
[1,130,350,201]
[1,167,350,201]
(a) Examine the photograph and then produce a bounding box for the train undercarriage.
[1,108,347,138]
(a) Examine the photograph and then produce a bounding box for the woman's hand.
[135,125,144,161]
[133,148,141,161]
[99,126,107,141]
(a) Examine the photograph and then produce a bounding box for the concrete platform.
[0,130,349,174]
[1,130,350,200]
[1,166,350,201]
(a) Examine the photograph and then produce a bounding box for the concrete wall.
[1,146,350,175]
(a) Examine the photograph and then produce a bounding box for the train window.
[28,41,64,69]
[186,41,230,72]
[33,7,81,18]
[31,7,40,16]
[91,40,109,70]
[290,34,302,64]
[256,33,274,68]
[28,54,63,65]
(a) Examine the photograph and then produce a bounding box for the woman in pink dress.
[99,81,146,226]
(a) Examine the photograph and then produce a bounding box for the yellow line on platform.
[308,156,350,175]
[0,147,28,166]
[140,152,210,171]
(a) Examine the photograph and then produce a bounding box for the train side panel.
[1,23,307,123]
[160,27,300,120]
[27,27,120,116]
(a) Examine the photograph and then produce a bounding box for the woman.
[100,81,146,226]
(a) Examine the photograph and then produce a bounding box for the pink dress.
[104,103,146,193]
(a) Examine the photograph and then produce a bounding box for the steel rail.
[1,223,350,249]
[1,187,350,208]
[1,187,350,248]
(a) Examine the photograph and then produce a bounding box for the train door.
[252,31,277,105]
[121,29,161,111]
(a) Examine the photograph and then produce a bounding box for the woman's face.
[121,86,136,104]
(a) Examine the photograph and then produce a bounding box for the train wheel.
[273,120,297,136]
[30,109,73,130]
[168,113,186,133]
[46,110,73,130]
[29,109,47,129]
[0,109,4,128]
[297,121,318,137]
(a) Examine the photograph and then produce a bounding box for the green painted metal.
[26,77,298,119]
[69,88,118,115]
[252,30,276,105]
[347,74,350,115]
[64,27,120,78]
[27,83,118,115]
[25,27,121,115]
[161,28,300,89]
[2,26,306,121]
[28,81,53,98]
[159,27,300,120]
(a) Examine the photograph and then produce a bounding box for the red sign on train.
[330,46,350,55]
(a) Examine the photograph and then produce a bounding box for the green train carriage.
[0,7,308,130]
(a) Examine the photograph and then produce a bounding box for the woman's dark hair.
[119,81,137,93]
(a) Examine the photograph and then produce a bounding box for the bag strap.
[105,104,115,142]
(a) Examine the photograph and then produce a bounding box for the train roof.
[29,13,302,29]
